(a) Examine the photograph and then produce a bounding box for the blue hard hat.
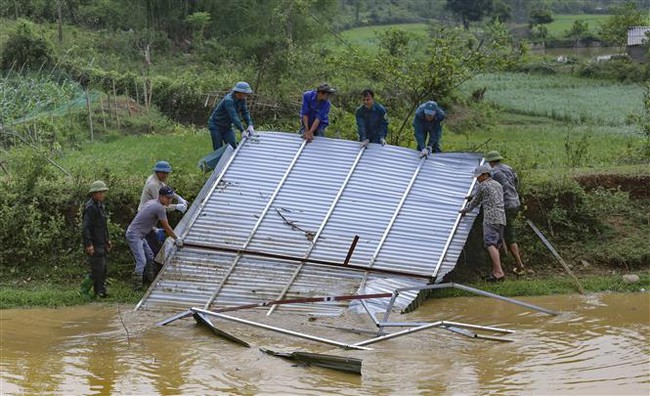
[232,81,253,94]
[153,160,172,173]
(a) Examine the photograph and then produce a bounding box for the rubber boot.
[79,275,93,300]
[132,271,143,291]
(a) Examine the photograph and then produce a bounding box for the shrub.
[1,19,55,71]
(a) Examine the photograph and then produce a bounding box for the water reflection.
[1,293,648,395]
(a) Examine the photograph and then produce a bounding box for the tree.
[566,19,589,48]
[1,20,55,71]
[185,11,210,46]
[529,8,553,39]
[445,0,493,30]
[338,19,519,145]
[599,1,649,53]
[490,0,511,23]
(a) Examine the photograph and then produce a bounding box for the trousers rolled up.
[209,124,237,151]
[126,229,154,276]
[88,250,107,296]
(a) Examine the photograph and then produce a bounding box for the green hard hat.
[89,180,109,193]
[485,151,504,162]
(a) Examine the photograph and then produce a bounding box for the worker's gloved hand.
[177,195,187,205]
[380,138,387,146]
[360,139,369,148]
[241,125,255,138]
[420,148,429,158]
[155,228,166,242]
[459,208,468,216]
[176,202,187,213]
[426,146,433,155]
[174,238,184,248]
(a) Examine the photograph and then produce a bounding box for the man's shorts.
[504,207,520,244]
[483,223,505,248]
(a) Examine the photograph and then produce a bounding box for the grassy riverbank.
[2,271,647,309]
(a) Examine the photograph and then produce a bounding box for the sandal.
[484,273,505,282]
[513,267,526,275]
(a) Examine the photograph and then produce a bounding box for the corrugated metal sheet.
[137,132,481,315]
[627,26,650,46]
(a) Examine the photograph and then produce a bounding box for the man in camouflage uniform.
[81,180,112,298]
[460,165,506,282]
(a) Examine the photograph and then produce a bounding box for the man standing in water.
[81,180,112,299]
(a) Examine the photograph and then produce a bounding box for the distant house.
[627,26,650,62]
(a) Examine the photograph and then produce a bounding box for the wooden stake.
[85,88,94,141]
[112,79,120,129]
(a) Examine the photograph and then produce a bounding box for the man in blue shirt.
[413,100,446,158]
[355,89,389,147]
[300,83,335,143]
[208,81,255,151]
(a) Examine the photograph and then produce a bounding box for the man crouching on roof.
[460,165,507,282]
[126,186,183,291]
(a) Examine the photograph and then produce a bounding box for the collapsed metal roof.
[136,132,482,315]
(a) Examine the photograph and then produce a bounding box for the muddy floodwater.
[1,293,649,395]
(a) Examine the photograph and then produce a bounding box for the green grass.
[429,271,650,299]
[463,72,644,129]
[0,280,141,309]
[337,23,428,47]
[544,14,611,36]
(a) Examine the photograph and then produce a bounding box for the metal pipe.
[182,241,432,279]
[366,158,425,271]
[377,322,432,327]
[360,300,380,327]
[156,310,193,326]
[203,139,307,309]
[431,158,485,280]
[527,219,585,295]
[266,147,365,315]
[351,321,443,347]
[378,291,400,335]
[388,282,559,316]
[440,320,515,334]
[342,235,360,266]
[213,292,392,313]
[190,308,372,351]
[451,283,559,316]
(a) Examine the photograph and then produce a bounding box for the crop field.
[544,13,611,36]
[463,72,644,130]
[337,23,428,47]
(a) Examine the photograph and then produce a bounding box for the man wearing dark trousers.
[81,180,112,299]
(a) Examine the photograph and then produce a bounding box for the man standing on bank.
[355,89,389,148]
[127,186,183,290]
[485,150,528,275]
[207,81,255,151]
[460,165,507,282]
[81,180,112,299]
[413,100,446,158]
[300,83,336,143]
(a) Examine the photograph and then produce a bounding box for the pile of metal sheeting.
[136,132,482,315]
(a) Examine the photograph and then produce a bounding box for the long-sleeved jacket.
[490,163,521,209]
[413,101,446,148]
[355,102,388,142]
[300,90,331,131]
[466,178,506,225]
[82,198,109,249]
[138,174,183,212]
[208,91,252,132]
